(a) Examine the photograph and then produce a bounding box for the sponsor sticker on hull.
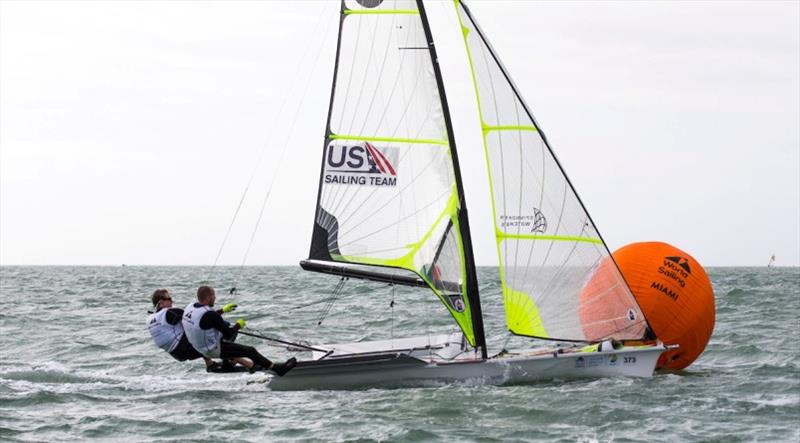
[575,355,605,368]
[574,354,635,369]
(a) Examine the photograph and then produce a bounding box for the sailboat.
[268,0,665,390]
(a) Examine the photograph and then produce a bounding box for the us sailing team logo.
[324,142,398,187]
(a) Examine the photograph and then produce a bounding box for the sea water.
[0,266,797,442]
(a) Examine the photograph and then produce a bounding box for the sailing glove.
[235,318,246,329]
[222,303,238,313]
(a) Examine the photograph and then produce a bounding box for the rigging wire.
[389,285,396,343]
[239,327,328,353]
[203,1,335,286]
[275,296,339,314]
[316,277,347,326]
[231,1,339,290]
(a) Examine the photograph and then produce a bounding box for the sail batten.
[330,133,449,146]
[455,0,650,342]
[343,9,419,16]
[496,232,603,244]
[483,125,538,133]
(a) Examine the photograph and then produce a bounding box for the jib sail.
[455,0,650,342]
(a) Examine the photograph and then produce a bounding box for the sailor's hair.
[151,288,169,306]
[197,285,215,302]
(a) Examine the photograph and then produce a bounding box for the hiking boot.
[270,357,297,376]
[248,364,266,374]
[221,359,237,371]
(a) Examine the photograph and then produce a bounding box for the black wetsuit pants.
[220,342,273,368]
[169,335,204,361]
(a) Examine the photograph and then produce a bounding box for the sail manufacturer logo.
[531,208,547,233]
[324,142,398,187]
[498,207,547,233]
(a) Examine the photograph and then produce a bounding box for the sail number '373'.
[324,143,398,187]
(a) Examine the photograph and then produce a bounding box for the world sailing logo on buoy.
[324,142,398,187]
[658,256,691,288]
[664,256,692,275]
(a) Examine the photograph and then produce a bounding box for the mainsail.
[306,0,486,352]
[454,0,650,341]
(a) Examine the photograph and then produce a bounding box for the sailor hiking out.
[146,288,248,373]
[182,285,296,376]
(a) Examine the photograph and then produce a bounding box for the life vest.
[182,303,221,354]
[147,309,183,353]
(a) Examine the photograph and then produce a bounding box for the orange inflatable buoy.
[580,242,715,370]
[613,242,715,370]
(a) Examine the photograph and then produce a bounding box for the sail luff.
[416,0,487,359]
[309,1,347,262]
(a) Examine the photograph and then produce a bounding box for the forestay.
[455,0,649,341]
[307,0,483,347]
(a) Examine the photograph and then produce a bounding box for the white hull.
[268,335,665,391]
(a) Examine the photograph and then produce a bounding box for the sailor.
[182,285,297,376]
[147,289,248,373]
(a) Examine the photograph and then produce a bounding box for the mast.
[417,0,487,359]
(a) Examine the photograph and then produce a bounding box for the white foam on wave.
[0,359,272,397]
[745,393,800,408]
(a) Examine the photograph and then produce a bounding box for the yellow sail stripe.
[344,9,419,16]
[497,231,604,244]
[329,134,448,146]
[482,124,538,133]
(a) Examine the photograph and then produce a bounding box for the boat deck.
[269,334,666,390]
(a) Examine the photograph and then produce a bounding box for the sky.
[1,0,798,267]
